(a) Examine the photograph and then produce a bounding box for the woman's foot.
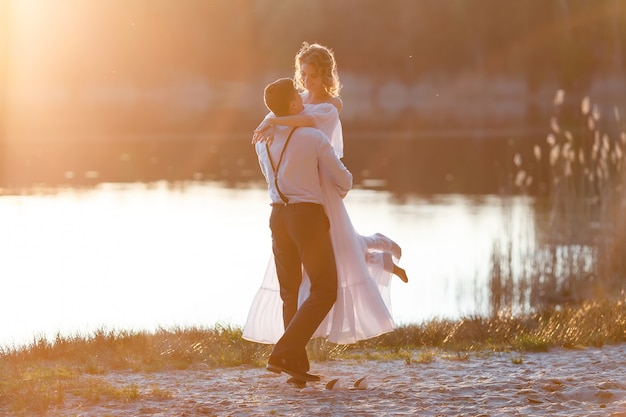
[393,264,409,283]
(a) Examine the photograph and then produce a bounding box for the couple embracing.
[244,43,408,385]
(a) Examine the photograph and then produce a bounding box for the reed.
[492,90,626,315]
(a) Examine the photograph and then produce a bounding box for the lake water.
[0,182,533,348]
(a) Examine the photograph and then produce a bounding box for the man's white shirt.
[256,125,352,205]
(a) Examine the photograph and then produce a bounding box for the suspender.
[266,127,298,205]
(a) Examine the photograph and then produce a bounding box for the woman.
[243,42,407,345]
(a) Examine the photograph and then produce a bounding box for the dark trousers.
[269,203,338,371]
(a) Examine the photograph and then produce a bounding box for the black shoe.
[267,357,320,382]
[286,377,307,388]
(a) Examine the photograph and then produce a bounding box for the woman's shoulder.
[328,96,343,113]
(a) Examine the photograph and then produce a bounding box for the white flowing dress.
[243,101,401,344]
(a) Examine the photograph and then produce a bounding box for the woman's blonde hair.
[294,42,342,97]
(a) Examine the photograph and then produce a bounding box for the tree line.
[135,0,625,91]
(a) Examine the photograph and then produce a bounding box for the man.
[255,78,353,383]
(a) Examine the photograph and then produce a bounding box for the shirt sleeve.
[316,133,352,197]
[255,143,270,185]
[307,104,338,134]
[305,104,344,158]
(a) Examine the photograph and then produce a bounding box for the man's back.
[256,126,352,205]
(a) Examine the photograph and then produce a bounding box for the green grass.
[2,298,626,414]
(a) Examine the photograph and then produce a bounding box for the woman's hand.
[252,126,275,144]
[252,119,275,144]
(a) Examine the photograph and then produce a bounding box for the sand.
[36,344,626,416]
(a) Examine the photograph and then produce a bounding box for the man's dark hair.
[264,78,297,117]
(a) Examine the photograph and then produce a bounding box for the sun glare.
[5,0,69,139]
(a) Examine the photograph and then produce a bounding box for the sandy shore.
[36,343,626,416]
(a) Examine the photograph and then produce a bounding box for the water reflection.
[0,182,533,348]
[2,134,524,196]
